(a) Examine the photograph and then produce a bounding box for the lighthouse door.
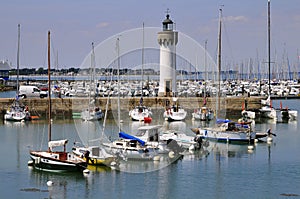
[165,80,171,96]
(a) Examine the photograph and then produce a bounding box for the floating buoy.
[189,145,195,151]
[168,151,175,158]
[27,160,34,166]
[144,117,152,123]
[254,139,259,143]
[248,145,254,150]
[47,181,53,187]
[267,137,273,143]
[83,169,90,174]
[31,115,39,120]
[110,161,117,167]
[153,155,160,161]
[110,161,117,170]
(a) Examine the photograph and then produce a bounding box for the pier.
[0,96,264,119]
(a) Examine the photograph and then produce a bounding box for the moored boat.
[102,132,160,161]
[28,31,87,173]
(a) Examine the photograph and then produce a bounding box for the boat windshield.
[136,130,146,137]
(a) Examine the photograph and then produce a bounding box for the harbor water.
[0,99,299,199]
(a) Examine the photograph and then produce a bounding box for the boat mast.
[16,24,20,99]
[117,37,121,132]
[48,31,52,145]
[204,40,208,98]
[142,22,144,90]
[268,0,271,94]
[217,7,222,118]
[92,42,96,102]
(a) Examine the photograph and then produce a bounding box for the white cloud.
[223,16,248,23]
[96,22,109,29]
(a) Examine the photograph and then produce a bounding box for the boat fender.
[35,157,40,164]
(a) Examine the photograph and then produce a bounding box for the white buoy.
[189,145,195,152]
[267,137,273,143]
[47,181,53,187]
[153,155,160,161]
[168,151,175,158]
[248,145,254,150]
[254,139,259,143]
[27,160,34,166]
[83,169,90,174]
[110,161,118,170]
[110,161,117,167]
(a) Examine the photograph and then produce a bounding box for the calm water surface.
[0,99,299,199]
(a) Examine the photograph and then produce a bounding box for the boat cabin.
[135,125,162,142]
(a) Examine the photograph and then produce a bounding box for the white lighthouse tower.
[157,13,178,97]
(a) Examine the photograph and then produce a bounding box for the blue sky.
[1,0,299,70]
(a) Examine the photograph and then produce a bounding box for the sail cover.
[119,132,145,146]
[48,139,68,151]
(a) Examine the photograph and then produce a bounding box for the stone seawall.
[0,96,264,118]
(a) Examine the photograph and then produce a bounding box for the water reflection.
[162,121,186,132]
[209,142,251,160]
[28,168,87,199]
[117,154,183,173]
[74,120,103,146]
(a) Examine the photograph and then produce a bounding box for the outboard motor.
[166,139,184,154]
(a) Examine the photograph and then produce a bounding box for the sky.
[1,0,300,72]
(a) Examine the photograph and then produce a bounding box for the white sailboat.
[192,106,214,121]
[128,24,152,122]
[81,42,103,121]
[192,41,214,121]
[102,37,159,161]
[4,24,31,122]
[163,97,187,121]
[193,8,268,144]
[259,0,278,120]
[29,31,87,172]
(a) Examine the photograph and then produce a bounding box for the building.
[157,13,178,97]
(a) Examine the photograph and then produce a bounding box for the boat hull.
[102,143,159,161]
[199,128,256,144]
[164,109,187,121]
[30,151,87,172]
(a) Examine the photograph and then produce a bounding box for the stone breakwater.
[0,96,264,118]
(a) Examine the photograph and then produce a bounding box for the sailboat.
[163,97,187,121]
[81,42,103,121]
[128,23,152,122]
[193,8,269,144]
[4,24,31,122]
[192,41,214,121]
[29,31,87,172]
[73,99,116,166]
[102,37,159,161]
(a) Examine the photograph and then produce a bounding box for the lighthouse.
[157,13,178,97]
